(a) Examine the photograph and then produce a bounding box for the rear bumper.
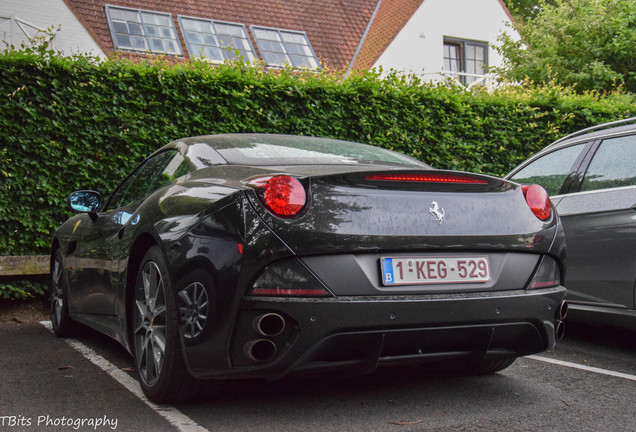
[186,286,566,380]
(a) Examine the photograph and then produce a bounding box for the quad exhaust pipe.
[253,312,286,337]
[555,300,568,340]
[243,313,287,363]
[244,339,277,363]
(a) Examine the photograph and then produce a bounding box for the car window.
[581,135,636,192]
[207,135,426,167]
[509,143,587,195]
[106,150,188,211]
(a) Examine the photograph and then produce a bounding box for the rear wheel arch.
[131,245,220,402]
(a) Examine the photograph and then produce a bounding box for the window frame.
[105,4,183,56]
[177,15,256,63]
[443,37,489,86]
[250,25,320,70]
[508,142,592,197]
[103,149,182,212]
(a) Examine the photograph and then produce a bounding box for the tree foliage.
[497,0,636,93]
[503,0,554,22]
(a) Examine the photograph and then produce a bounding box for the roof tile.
[65,0,378,70]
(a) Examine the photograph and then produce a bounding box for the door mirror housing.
[68,190,102,214]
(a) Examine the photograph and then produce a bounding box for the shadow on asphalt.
[562,321,636,352]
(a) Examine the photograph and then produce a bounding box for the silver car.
[506,117,636,330]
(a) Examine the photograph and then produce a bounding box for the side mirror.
[68,190,101,214]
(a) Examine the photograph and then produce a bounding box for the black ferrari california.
[50,134,567,403]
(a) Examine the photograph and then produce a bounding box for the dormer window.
[251,26,319,70]
[105,5,182,55]
[178,17,255,63]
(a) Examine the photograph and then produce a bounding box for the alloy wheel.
[50,257,64,328]
[178,282,209,340]
[134,261,167,387]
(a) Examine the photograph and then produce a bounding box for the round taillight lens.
[522,184,552,221]
[263,176,306,217]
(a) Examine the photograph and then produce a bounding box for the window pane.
[164,40,177,54]
[181,19,198,31]
[581,136,636,191]
[109,8,126,20]
[132,36,147,50]
[113,21,128,34]
[145,25,159,37]
[215,23,233,36]
[202,34,217,45]
[182,18,253,62]
[186,31,202,44]
[475,46,485,60]
[253,27,319,69]
[128,22,143,35]
[141,13,158,25]
[205,46,224,61]
[108,151,178,210]
[107,6,181,55]
[124,10,139,22]
[466,45,475,60]
[285,43,303,56]
[116,34,132,48]
[161,27,173,38]
[281,32,305,44]
[510,144,587,195]
[443,42,461,72]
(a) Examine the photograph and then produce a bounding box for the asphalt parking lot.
[0,317,634,432]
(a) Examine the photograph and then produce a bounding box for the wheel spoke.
[178,290,193,308]
[177,281,209,339]
[145,335,155,381]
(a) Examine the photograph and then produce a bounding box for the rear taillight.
[365,173,489,184]
[522,184,552,221]
[257,175,306,218]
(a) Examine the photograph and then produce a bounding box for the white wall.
[0,0,104,57]
[373,0,520,83]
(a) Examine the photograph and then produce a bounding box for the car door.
[71,149,187,316]
[554,134,636,310]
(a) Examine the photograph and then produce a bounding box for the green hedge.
[1,50,635,263]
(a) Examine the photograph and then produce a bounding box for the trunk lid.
[245,169,559,255]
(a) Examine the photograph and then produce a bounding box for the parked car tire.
[50,249,75,337]
[132,246,219,403]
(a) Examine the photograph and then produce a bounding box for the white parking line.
[527,355,636,382]
[40,321,208,432]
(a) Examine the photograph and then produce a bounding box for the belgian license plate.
[380,256,491,286]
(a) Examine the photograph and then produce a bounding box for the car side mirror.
[68,190,101,221]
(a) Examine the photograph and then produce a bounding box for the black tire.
[50,249,75,337]
[132,246,220,403]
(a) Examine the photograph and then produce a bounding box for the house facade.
[0,0,105,57]
[0,0,519,86]
[351,0,520,86]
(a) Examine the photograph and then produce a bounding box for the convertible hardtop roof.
[162,133,429,168]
